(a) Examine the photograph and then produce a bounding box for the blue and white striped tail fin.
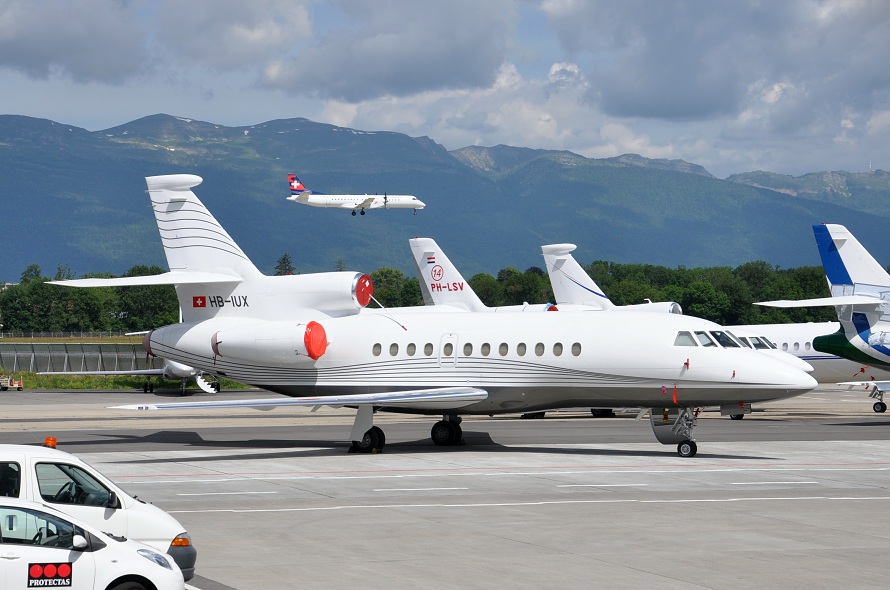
[813,224,890,294]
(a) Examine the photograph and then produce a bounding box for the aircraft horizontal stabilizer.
[50,271,243,288]
[111,387,488,412]
[755,295,883,308]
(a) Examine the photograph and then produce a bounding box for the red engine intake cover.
[355,274,374,307]
[304,321,328,360]
[142,332,155,357]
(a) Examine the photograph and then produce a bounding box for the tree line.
[0,258,835,334]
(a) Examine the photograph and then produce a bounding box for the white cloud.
[0,0,888,177]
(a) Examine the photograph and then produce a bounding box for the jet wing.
[112,386,488,411]
[50,271,242,288]
[40,369,167,376]
[358,197,376,209]
[839,380,890,392]
[756,295,883,308]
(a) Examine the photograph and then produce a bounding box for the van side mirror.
[105,491,118,509]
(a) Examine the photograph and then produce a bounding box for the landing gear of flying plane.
[431,416,464,446]
[352,210,356,216]
[873,401,887,413]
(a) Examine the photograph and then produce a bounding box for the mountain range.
[1,113,888,283]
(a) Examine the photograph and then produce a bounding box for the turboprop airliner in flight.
[51,174,816,457]
[286,173,425,215]
[759,224,890,412]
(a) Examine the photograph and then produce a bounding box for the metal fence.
[0,343,162,373]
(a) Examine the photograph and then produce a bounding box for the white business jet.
[411,238,813,421]
[51,175,815,457]
[286,173,425,215]
[759,224,890,412]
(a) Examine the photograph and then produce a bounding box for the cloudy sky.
[2,0,888,178]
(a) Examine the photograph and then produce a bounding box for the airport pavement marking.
[176,491,279,496]
[165,494,890,514]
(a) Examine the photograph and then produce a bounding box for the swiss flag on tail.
[288,174,306,194]
[193,296,207,308]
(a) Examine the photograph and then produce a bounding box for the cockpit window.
[747,336,771,350]
[674,331,697,347]
[734,335,753,349]
[725,331,748,348]
[694,331,717,347]
[761,337,778,349]
[709,331,740,348]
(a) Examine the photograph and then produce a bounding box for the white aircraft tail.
[147,175,262,280]
[410,238,487,312]
[542,244,614,309]
[52,174,375,323]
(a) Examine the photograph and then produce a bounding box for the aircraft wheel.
[360,210,366,215]
[352,427,383,453]
[351,210,356,216]
[677,440,697,458]
[370,426,385,450]
[431,421,461,446]
[729,414,745,420]
[873,401,887,413]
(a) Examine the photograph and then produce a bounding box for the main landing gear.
[650,407,698,458]
[348,408,465,453]
[351,209,366,216]
[430,416,463,446]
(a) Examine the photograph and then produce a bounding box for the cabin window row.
[371,341,583,358]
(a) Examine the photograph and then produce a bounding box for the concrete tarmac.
[2,385,890,589]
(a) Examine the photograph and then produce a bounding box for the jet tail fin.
[409,238,487,311]
[542,244,614,309]
[146,175,262,280]
[814,224,890,293]
[288,173,308,196]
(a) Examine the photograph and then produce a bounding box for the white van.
[0,443,196,580]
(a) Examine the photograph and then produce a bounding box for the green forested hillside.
[2,114,889,285]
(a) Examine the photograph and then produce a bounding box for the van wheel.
[108,582,148,590]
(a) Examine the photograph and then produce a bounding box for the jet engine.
[211,320,328,365]
[275,272,373,315]
[620,301,683,315]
